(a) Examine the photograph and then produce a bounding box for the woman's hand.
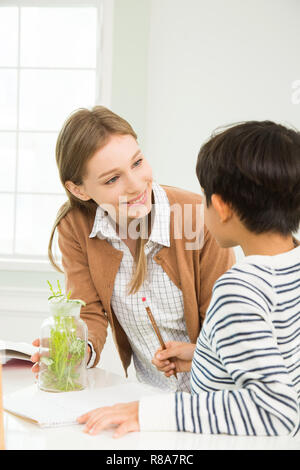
[152,341,196,377]
[30,338,41,378]
[77,401,139,438]
[30,338,92,378]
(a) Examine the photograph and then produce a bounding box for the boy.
[77,121,300,437]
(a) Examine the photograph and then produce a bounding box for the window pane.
[15,194,66,255]
[20,7,97,68]
[0,194,14,254]
[19,69,96,131]
[0,133,16,191]
[17,132,63,194]
[0,7,18,67]
[0,70,17,129]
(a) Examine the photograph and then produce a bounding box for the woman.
[31,106,234,393]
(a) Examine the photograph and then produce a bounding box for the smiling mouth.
[126,190,147,205]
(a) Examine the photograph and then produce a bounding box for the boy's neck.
[240,233,297,257]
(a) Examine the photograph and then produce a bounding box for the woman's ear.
[65,181,91,201]
[211,194,233,223]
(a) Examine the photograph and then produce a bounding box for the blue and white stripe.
[139,245,300,436]
[175,246,300,435]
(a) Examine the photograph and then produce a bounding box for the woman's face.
[78,134,153,225]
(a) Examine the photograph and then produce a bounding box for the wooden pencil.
[142,297,178,379]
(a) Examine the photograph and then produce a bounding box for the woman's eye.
[133,158,143,167]
[105,176,119,185]
[104,159,142,184]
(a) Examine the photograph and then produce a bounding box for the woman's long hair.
[48,105,147,294]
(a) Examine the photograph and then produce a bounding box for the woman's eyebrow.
[97,150,142,180]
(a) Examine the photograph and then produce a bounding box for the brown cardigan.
[57,185,235,376]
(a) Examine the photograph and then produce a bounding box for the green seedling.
[40,281,86,392]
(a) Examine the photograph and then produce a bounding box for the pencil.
[142,297,178,379]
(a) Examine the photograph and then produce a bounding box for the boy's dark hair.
[196,120,300,235]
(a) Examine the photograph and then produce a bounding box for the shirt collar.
[89,204,118,240]
[89,181,170,247]
[148,181,170,247]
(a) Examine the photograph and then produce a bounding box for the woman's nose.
[124,174,142,194]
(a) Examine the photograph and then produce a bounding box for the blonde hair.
[48,106,147,294]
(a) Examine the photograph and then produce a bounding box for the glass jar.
[38,298,88,392]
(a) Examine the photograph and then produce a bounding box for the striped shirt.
[139,244,300,436]
[89,181,191,392]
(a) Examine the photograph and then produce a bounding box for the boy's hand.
[30,338,92,378]
[77,401,139,438]
[152,341,196,376]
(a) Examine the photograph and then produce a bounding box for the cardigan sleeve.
[198,225,235,324]
[57,213,108,368]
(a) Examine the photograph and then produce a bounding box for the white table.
[2,361,300,450]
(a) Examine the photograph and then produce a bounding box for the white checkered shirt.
[89,182,191,392]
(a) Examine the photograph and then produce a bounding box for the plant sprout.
[39,281,87,392]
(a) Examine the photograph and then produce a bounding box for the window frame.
[0,0,114,272]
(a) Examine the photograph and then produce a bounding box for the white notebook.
[4,382,159,428]
[0,340,37,362]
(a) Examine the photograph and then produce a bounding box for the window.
[0,0,111,268]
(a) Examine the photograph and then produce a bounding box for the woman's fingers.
[30,352,40,363]
[30,339,40,377]
[31,362,39,372]
[30,350,40,377]
[31,338,40,363]
[31,337,52,377]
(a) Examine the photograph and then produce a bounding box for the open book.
[0,340,38,363]
[4,382,160,428]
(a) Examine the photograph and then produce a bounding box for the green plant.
[40,281,86,392]
[47,280,85,306]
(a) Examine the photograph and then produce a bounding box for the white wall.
[145,0,300,194]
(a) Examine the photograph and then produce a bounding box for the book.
[0,340,38,363]
[3,382,160,428]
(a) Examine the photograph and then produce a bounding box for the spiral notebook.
[4,382,159,428]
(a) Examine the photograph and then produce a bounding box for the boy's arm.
[139,281,299,436]
[57,214,108,367]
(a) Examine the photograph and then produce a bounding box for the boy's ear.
[65,181,91,201]
[211,194,233,223]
